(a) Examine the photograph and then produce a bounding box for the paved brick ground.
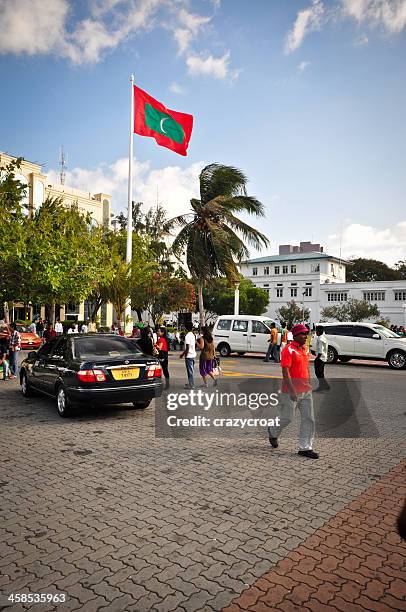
[1,360,405,612]
[223,460,406,612]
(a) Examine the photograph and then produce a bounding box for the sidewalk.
[224,460,406,611]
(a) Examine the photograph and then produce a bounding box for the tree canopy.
[347,258,401,282]
[321,298,380,322]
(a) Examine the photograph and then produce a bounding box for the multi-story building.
[241,241,406,326]
[1,152,113,325]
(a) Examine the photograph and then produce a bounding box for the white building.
[241,242,406,326]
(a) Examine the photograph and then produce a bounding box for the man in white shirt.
[55,319,63,335]
[314,325,330,391]
[180,322,196,388]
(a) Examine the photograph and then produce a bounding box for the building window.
[394,291,406,301]
[291,265,297,274]
[264,266,269,275]
[276,288,283,297]
[290,287,298,297]
[253,267,258,276]
[263,284,269,287]
[363,292,385,302]
[274,266,280,274]
[282,265,288,274]
[311,264,320,272]
[303,287,313,297]
[327,292,348,302]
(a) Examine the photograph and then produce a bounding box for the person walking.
[0,334,10,380]
[198,326,217,387]
[268,323,318,459]
[29,320,36,334]
[36,319,44,338]
[43,323,57,342]
[155,327,170,389]
[81,320,89,334]
[88,320,97,333]
[55,319,63,335]
[280,321,288,352]
[8,322,21,379]
[138,326,154,356]
[180,322,196,389]
[264,322,279,363]
[314,325,330,391]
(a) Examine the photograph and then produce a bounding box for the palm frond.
[199,164,248,204]
[212,195,266,217]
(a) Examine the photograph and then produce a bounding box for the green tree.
[171,164,269,325]
[202,278,269,316]
[0,158,28,322]
[132,272,195,326]
[347,258,400,282]
[25,197,110,323]
[113,201,145,233]
[394,260,406,280]
[276,300,310,327]
[321,298,380,322]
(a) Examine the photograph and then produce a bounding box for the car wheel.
[132,400,151,409]
[327,347,338,364]
[339,356,352,363]
[21,372,35,397]
[218,343,231,357]
[387,350,406,370]
[56,386,75,417]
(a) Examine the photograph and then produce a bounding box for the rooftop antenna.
[59,146,67,185]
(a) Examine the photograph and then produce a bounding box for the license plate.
[111,367,140,381]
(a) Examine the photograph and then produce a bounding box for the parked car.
[212,315,276,357]
[20,334,163,417]
[0,324,42,350]
[311,323,406,370]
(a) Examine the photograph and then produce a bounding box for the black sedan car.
[20,334,163,417]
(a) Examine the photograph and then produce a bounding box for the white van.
[212,315,275,357]
[311,322,406,370]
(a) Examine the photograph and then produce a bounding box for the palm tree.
[171,164,269,325]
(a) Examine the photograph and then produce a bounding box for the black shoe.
[269,437,278,448]
[263,359,269,362]
[298,450,319,459]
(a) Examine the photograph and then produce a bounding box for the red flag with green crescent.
[133,85,193,156]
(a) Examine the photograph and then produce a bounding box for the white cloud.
[169,82,186,94]
[186,51,234,79]
[47,157,205,219]
[298,60,311,72]
[353,33,369,44]
[342,0,406,32]
[0,0,69,56]
[285,0,324,53]
[327,221,406,265]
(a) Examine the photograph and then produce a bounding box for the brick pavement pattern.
[1,366,405,612]
[224,460,406,612]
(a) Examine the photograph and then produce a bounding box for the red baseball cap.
[291,323,309,337]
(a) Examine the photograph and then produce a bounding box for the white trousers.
[268,390,315,451]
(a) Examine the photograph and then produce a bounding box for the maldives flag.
[133,85,193,156]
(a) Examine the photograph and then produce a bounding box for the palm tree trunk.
[3,302,10,324]
[198,283,205,328]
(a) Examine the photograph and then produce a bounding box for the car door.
[249,320,271,353]
[229,319,249,352]
[42,337,69,392]
[354,325,385,358]
[325,325,355,356]
[31,340,58,390]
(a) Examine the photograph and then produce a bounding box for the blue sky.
[1,0,405,264]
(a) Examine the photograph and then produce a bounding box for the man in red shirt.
[268,323,318,459]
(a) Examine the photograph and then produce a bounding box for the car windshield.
[73,336,143,359]
[372,325,399,338]
[16,325,29,332]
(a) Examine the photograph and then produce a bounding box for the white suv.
[213,315,276,357]
[311,323,406,370]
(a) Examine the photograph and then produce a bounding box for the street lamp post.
[234,283,240,316]
[403,304,406,328]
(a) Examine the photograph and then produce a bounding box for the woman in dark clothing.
[155,327,169,389]
[198,325,217,387]
[137,326,154,356]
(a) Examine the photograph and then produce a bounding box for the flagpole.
[125,74,134,333]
